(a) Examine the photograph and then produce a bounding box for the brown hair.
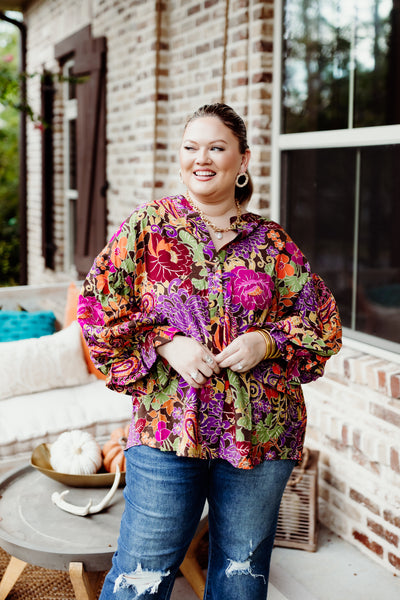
[185,103,253,204]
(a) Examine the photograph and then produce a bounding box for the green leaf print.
[178,230,205,263]
[191,278,209,290]
[143,395,153,411]
[146,206,159,219]
[237,415,253,430]
[164,377,179,395]
[255,419,285,443]
[156,362,170,387]
[284,272,309,293]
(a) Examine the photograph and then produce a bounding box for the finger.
[188,369,206,388]
[198,364,214,378]
[232,361,245,372]
[202,351,221,374]
[216,350,241,369]
[214,349,233,365]
[215,340,242,363]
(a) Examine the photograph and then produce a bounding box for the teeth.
[195,171,215,176]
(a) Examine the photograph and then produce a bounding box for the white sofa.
[0,283,132,472]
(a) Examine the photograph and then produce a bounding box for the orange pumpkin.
[102,424,130,473]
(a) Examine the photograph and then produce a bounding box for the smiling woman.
[78,103,342,600]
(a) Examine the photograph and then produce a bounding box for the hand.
[215,332,266,373]
[156,335,220,388]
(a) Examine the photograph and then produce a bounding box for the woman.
[78,103,341,600]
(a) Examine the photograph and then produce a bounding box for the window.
[282,0,399,132]
[55,25,107,279]
[41,70,55,269]
[274,0,400,352]
[63,60,78,273]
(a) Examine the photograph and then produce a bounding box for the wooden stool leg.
[69,562,102,600]
[0,556,27,600]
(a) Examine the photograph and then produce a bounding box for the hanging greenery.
[0,28,19,286]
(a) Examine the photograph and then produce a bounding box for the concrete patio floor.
[171,525,400,600]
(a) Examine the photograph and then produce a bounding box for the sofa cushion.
[0,310,56,342]
[0,321,92,400]
[0,380,132,458]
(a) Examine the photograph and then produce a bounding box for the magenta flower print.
[77,295,104,326]
[227,267,274,310]
[155,421,171,442]
[285,241,305,265]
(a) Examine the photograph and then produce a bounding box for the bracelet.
[255,329,280,360]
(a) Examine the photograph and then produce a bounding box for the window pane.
[353,0,398,127]
[282,0,400,132]
[69,197,77,266]
[356,145,400,342]
[282,146,400,346]
[67,64,77,100]
[69,119,77,191]
[282,0,351,133]
[282,148,356,327]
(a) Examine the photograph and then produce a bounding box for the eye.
[183,145,196,151]
[211,146,224,151]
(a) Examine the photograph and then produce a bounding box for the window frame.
[272,0,400,362]
[62,59,78,275]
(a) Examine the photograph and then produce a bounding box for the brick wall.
[25,0,92,282]
[21,0,400,576]
[304,347,400,575]
[24,0,274,279]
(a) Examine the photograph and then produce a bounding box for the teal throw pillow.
[0,311,56,342]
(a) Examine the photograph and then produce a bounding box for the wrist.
[156,333,185,354]
[255,329,280,360]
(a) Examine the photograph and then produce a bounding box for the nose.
[195,148,211,164]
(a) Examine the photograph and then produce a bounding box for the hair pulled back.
[185,103,253,205]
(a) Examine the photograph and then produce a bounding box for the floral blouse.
[78,195,342,469]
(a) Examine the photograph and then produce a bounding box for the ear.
[240,148,251,173]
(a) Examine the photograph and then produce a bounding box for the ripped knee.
[225,553,266,583]
[114,564,170,596]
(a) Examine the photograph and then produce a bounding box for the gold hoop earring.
[179,169,183,184]
[236,172,249,188]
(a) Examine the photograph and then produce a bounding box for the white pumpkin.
[50,430,103,475]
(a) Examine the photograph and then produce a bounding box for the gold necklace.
[186,191,242,240]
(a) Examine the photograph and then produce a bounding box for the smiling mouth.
[194,170,216,178]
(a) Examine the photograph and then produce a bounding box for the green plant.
[0,28,20,286]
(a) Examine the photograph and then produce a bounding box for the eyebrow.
[183,138,228,145]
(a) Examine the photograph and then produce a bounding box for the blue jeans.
[99,446,295,600]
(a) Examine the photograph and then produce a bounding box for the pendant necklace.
[186,191,242,240]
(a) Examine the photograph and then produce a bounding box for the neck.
[186,191,237,217]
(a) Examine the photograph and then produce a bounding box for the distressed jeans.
[99,445,295,600]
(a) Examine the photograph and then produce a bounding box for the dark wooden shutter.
[55,26,107,278]
[41,70,55,269]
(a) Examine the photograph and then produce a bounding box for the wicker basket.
[274,449,319,552]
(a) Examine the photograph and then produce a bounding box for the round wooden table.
[0,464,208,600]
[0,464,124,599]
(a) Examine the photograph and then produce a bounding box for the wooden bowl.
[30,443,126,487]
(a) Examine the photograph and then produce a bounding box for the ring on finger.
[190,370,200,382]
[237,362,243,371]
[204,355,213,366]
